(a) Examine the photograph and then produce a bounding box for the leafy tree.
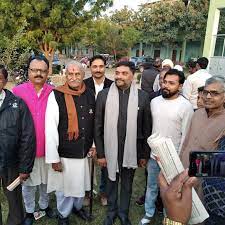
[136,0,209,44]
[218,9,225,34]
[110,6,135,28]
[0,0,113,74]
[0,22,30,77]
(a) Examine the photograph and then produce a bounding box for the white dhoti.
[22,157,49,213]
[47,157,90,197]
[23,157,48,186]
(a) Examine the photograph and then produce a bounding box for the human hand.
[158,169,198,224]
[88,147,96,158]
[19,173,30,182]
[52,162,63,172]
[138,159,147,168]
[97,158,107,167]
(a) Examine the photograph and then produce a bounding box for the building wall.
[185,41,203,62]
[131,41,201,63]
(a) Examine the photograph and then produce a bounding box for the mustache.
[34,75,44,79]
[69,79,81,83]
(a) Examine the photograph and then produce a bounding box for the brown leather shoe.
[100,194,108,206]
[83,196,90,207]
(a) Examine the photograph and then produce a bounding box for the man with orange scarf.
[45,61,95,225]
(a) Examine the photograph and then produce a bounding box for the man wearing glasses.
[181,76,225,224]
[12,55,55,225]
[0,66,36,225]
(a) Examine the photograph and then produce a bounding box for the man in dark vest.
[84,55,113,206]
[95,61,151,225]
[45,61,95,225]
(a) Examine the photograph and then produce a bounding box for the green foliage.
[0,0,113,73]
[136,0,209,44]
[218,9,225,34]
[0,23,30,77]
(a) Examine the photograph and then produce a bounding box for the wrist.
[163,217,186,225]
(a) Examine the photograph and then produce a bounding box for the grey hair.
[205,75,225,91]
[65,60,85,75]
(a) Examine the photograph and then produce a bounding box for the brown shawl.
[56,82,86,140]
[180,108,225,168]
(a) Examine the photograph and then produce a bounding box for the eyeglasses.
[202,90,225,97]
[29,68,48,74]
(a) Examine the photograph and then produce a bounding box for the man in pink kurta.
[12,55,54,225]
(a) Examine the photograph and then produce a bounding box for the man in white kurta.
[182,57,212,110]
[139,69,194,225]
[45,61,95,225]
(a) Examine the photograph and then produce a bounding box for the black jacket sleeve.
[139,92,152,159]
[94,89,108,159]
[18,99,36,174]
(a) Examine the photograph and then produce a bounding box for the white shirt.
[0,90,6,108]
[153,74,160,92]
[182,69,212,109]
[93,78,104,98]
[151,95,194,154]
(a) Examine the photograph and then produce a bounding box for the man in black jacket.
[94,61,151,225]
[84,55,113,206]
[141,58,161,94]
[84,55,113,97]
[0,66,36,225]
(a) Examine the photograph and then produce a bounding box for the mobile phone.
[189,151,225,177]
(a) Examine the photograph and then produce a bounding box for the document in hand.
[148,133,209,224]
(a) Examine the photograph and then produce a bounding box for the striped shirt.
[0,90,5,108]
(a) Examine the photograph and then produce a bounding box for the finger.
[185,177,198,188]
[181,177,194,215]
[158,172,168,190]
[169,170,189,192]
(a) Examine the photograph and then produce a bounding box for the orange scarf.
[56,82,86,140]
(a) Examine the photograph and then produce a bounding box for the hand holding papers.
[148,133,209,224]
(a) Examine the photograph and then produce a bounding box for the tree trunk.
[181,39,187,63]
[40,43,55,75]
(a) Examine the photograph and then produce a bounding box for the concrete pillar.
[181,39,187,62]
[203,0,225,58]
[139,42,143,57]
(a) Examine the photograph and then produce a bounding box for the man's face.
[90,59,105,79]
[0,73,7,93]
[115,66,133,89]
[203,82,225,110]
[66,65,84,90]
[162,74,182,98]
[159,71,167,89]
[28,59,48,86]
[154,59,162,69]
[197,92,205,108]
[189,66,197,74]
[162,65,171,70]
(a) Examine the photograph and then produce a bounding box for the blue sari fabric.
[202,137,225,218]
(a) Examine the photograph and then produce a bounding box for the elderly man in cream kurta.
[45,61,95,225]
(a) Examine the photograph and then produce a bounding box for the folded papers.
[148,133,209,224]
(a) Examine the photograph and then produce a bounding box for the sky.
[107,0,150,11]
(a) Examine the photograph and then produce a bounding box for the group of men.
[139,56,225,225]
[1,53,225,225]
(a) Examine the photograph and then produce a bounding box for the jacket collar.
[0,89,17,113]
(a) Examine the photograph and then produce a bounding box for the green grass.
[0,168,163,225]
